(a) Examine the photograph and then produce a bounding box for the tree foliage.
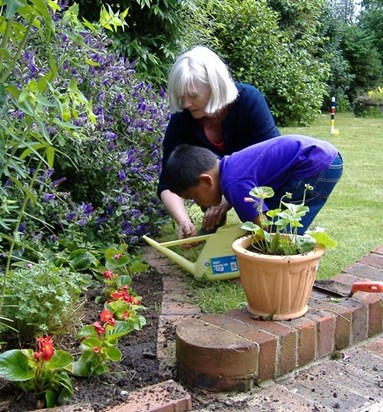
[340,24,382,100]
[196,0,329,126]
[71,0,197,85]
[65,0,382,124]
[319,0,382,109]
[327,0,356,23]
[359,0,383,67]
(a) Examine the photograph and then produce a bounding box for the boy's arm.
[223,181,262,224]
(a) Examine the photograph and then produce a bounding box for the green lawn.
[280,112,383,279]
[157,112,383,313]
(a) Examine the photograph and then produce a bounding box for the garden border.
[38,244,383,411]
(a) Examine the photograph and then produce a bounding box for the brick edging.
[173,247,383,391]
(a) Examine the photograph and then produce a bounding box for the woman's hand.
[178,220,197,240]
[177,220,200,249]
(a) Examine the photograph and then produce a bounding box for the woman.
[158,45,280,239]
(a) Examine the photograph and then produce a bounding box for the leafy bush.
[52,9,169,244]
[0,2,169,272]
[201,0,329,126]
[0,262,90,343]
[73,0,197,85]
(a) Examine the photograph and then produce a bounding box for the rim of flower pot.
[232,234,325,262]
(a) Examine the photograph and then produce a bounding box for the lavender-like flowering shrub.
[1,2,169,268]
[50,16,170,245]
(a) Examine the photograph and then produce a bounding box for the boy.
[164,135,343,235]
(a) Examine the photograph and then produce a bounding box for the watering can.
[142,224,246,280]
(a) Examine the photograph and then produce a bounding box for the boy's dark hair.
[164,144,217,195]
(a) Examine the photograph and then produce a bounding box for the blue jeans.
[267,153,343,235]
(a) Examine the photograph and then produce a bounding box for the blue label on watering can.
[210,255,239,275]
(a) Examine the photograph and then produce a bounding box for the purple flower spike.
[18,222,26,233]
[81,203,93,215]
[118,170,126,181]
[43,193,55,202]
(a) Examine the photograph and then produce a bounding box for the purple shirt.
[219,134,338,222]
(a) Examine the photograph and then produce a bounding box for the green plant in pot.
[232,185,337,320]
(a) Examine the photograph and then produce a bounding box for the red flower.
[103,270,114,279]
[122,311,130,320]
[93,346,101,353]
[113,253,122,260]
[35,336,54,361]
[110,290,125,301]
[100,309,116,326]
[93,321,105,335]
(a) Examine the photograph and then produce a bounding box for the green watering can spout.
[142,224,246,280]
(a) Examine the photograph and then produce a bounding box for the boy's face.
[180,178,221,208]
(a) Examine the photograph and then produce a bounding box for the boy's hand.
[202,197,231,232]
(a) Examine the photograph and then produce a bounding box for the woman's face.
[181,85,211,119]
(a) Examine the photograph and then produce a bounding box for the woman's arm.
[160,189,197,239]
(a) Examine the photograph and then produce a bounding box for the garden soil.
[0,268,165,412]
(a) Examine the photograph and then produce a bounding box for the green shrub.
[201,0,329,126]
[0,262,90,344]
[75,0,196,85]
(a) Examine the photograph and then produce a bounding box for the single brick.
[337,298,368,343]
[277,330,298,376]
[305,309,336,358]
[330,271,365,285]
[344,263,383,281]
[293,317,317,367]
[357,253,383,270]
[357,293,383,337]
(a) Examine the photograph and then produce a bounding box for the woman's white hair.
[168,46,238,114]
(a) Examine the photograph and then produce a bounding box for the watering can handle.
[145,233,212,248]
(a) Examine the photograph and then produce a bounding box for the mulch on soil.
[0,268,165,412]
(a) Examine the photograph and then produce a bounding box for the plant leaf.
[106,346,121,362]
[46,350,73,371]
[307,230,338,249]
[0,350,35,381]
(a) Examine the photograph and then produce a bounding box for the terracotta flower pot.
[232,235,325,320]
